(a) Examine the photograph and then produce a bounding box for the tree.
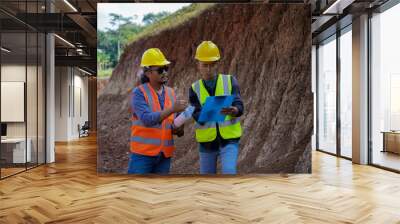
[109,13,134,28]
[97,11,173,75]
[108,13,137,59]
[142,11,170,25]
[98,30,118,67]
[97,50,110,70]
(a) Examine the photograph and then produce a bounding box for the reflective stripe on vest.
[192,74,242,143]
[219,117,241,127]
[141,83,161,111]
[166,87,175,106]
[131,119,173,130]
[194,122,216,130]
[131,136,161,146]
[131,136,174,147]
[131,83,176,157]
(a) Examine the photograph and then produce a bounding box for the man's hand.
[172,100,187,113]
[220,106,239,116]
[160,100,187,122]
[172,124,184,137]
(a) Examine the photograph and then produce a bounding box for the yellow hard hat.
[195,41,220,62]
[140,48,170,67]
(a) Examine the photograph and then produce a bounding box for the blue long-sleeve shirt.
[189,75,244,152]
[131,86,165,127]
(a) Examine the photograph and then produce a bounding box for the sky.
[97,3,191,31]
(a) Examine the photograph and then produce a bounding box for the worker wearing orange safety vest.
[128,48,186,174]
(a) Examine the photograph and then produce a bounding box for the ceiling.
[0,0,99,74]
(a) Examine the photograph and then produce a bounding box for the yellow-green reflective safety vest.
[191,74,242,143]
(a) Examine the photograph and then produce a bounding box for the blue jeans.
[199,142,239,174]
[127,152,171,174]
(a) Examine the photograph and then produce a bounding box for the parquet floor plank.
[0,135,399,223]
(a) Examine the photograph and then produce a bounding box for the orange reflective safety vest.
[130,83,176,157]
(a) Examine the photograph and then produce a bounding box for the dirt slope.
[97,3,312,174]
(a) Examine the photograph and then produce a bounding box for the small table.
[1,138,32,163]
[381,131,400,154]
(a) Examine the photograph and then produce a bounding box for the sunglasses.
[148,66,169,74]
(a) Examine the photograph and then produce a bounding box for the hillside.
[97,3,312,174]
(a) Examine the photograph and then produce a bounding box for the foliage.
[142,12,170,26]
[128,4,214,44]
[98,68,113,78]
[97,3,214,78]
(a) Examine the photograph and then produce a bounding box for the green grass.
[127,3,215,45]
[98,68,113,78]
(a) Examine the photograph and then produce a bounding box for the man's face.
[197,61,218,78]
[146,66,169,85]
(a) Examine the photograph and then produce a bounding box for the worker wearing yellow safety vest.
[128,48,186,174]
[189,41,244,174]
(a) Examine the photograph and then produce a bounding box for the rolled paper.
[174,106,195,128]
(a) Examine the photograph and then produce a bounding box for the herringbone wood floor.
[1,134,400,224]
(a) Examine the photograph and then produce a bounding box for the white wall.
[73,73,89,138]
[1,65,26,139]
[55,67,89,141]
[311,45,316,151]
[1,65,42,138]
[55,66,69,141]
[1,64,46,164]
[1,82,25,122]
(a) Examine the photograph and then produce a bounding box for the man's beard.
[160,76,168,85]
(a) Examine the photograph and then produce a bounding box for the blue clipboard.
[198,95,234,122]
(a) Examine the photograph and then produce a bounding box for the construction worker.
[189,41,244,174]
[128,48,186,174]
